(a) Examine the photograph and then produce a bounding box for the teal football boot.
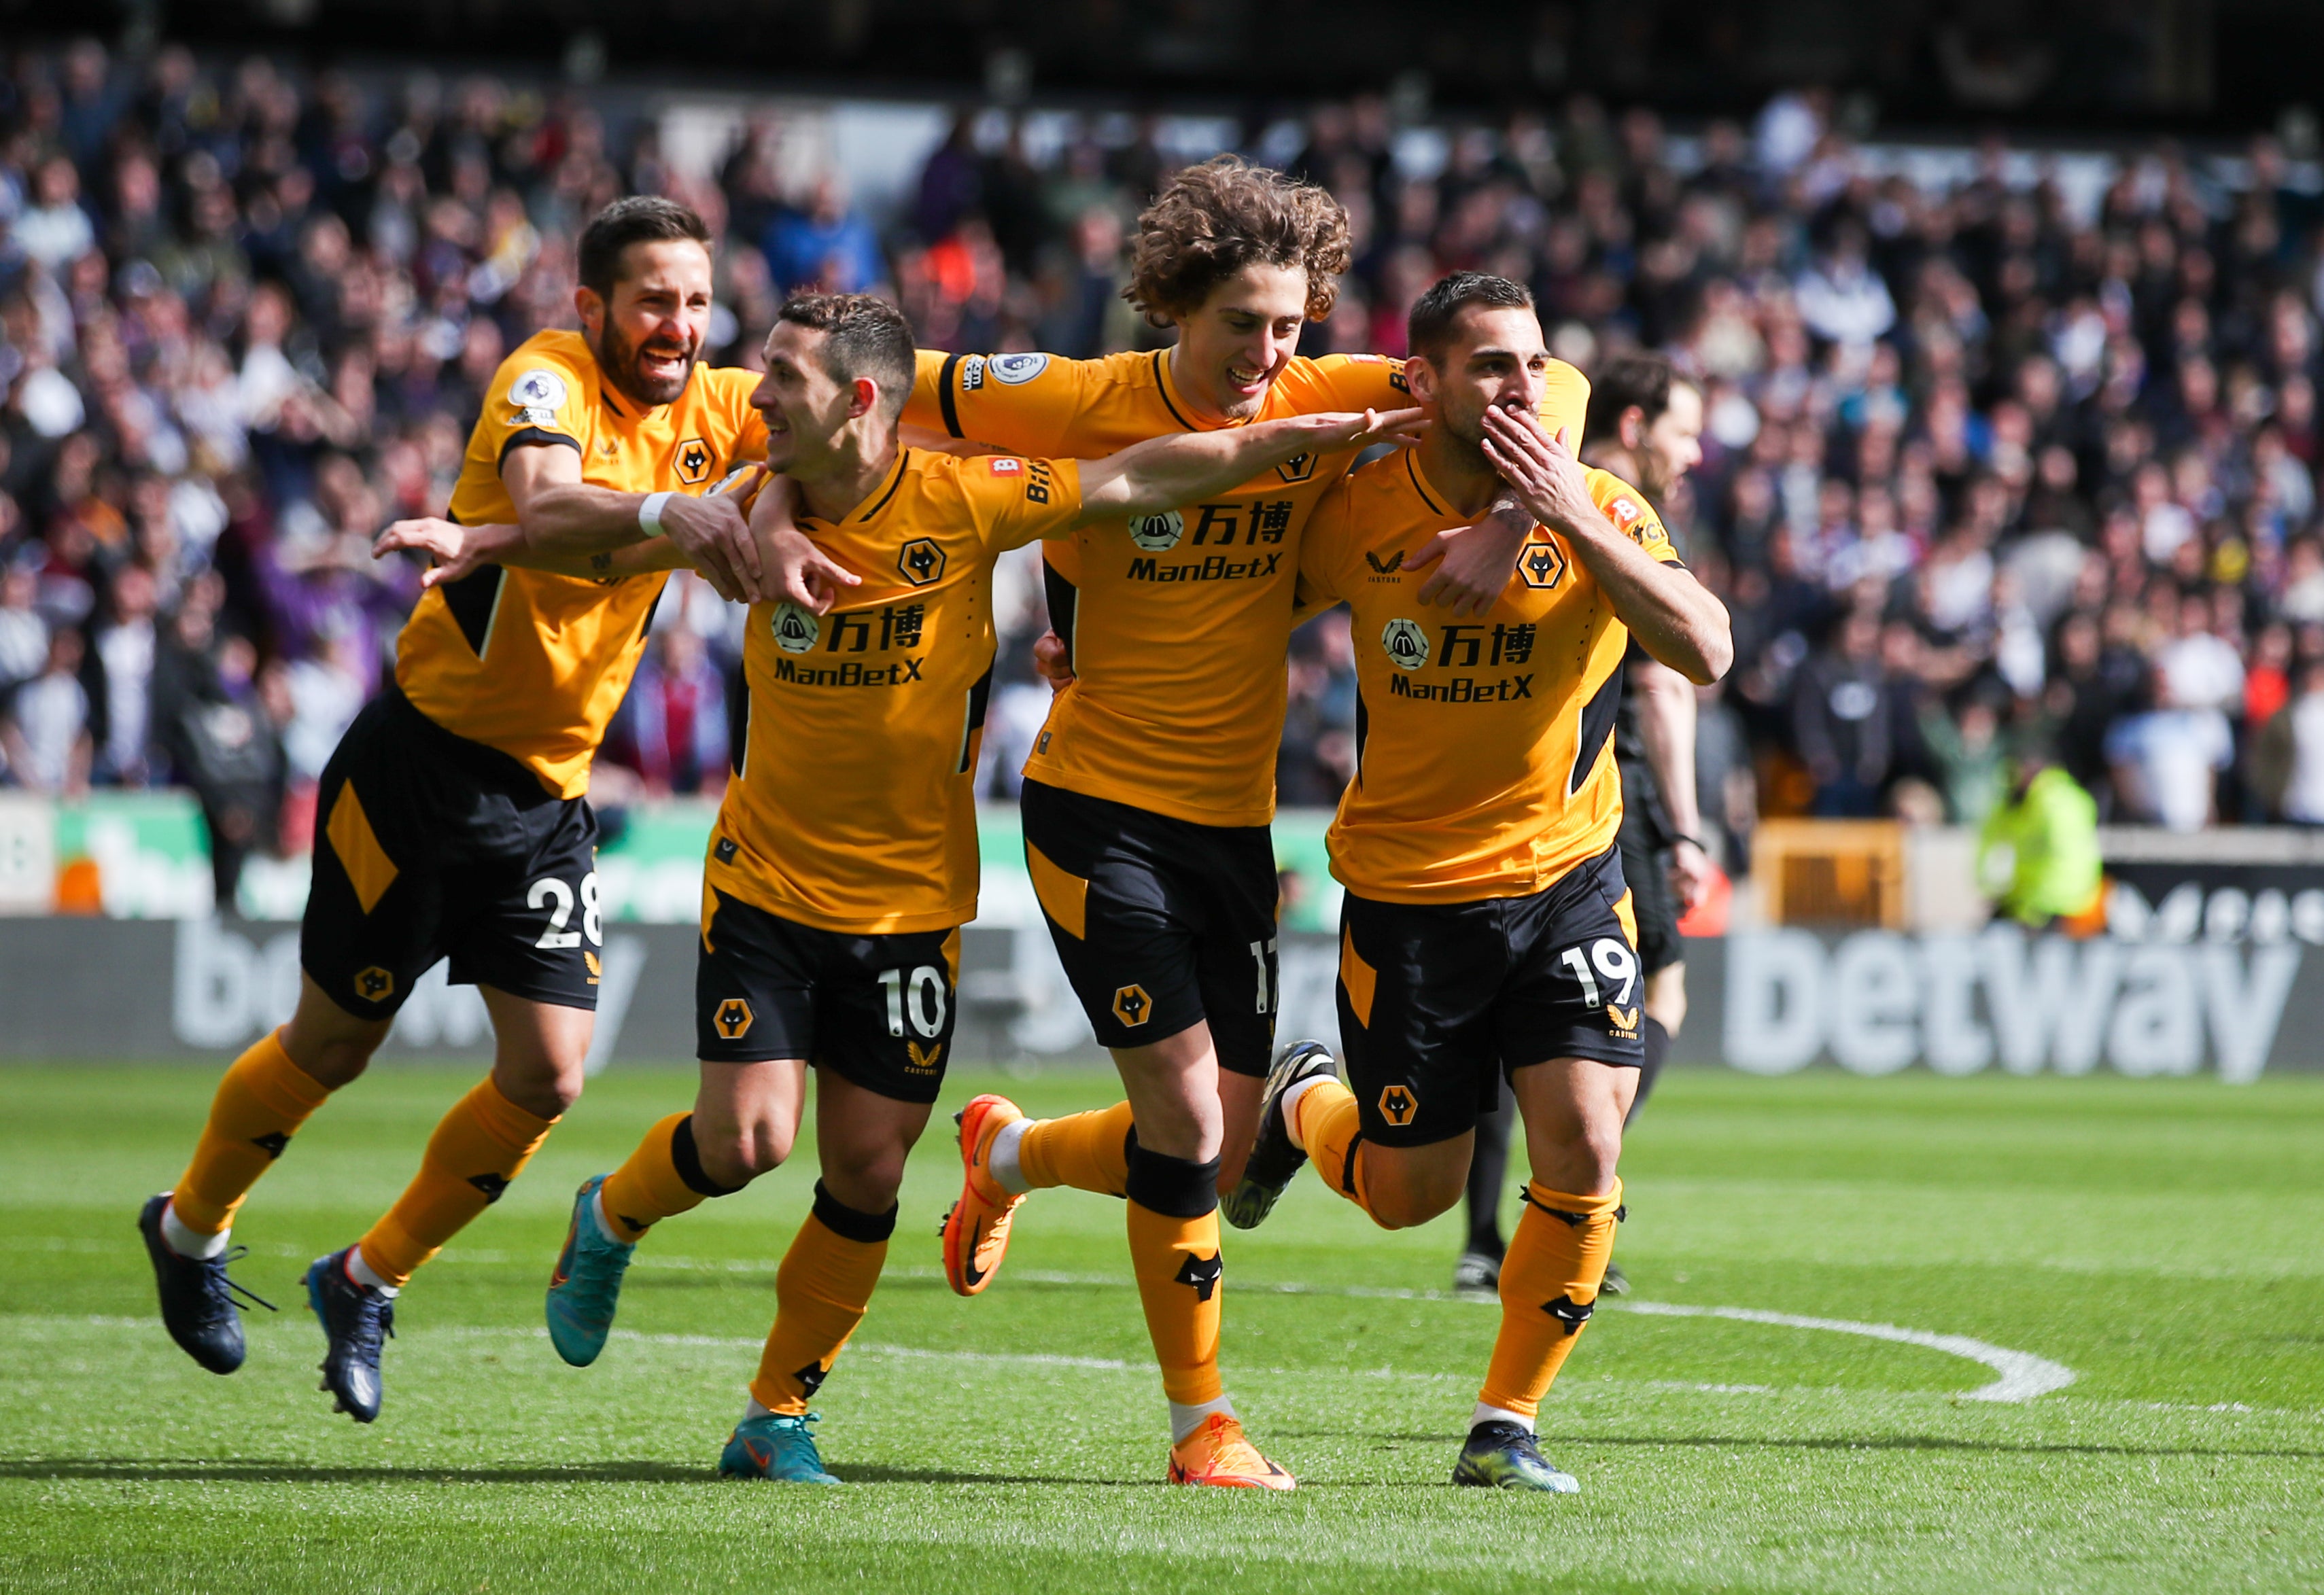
[544,1175,635,1367]
[719,1413,843,1484]
[1451,1421,1582,1494]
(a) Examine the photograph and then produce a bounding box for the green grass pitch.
[1,1062,2319,1594]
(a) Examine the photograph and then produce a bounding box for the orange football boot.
[1166,1413,1296,1490]
[939,1093,1024,1296]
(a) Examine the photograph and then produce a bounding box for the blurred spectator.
[762,176,886,296]
[90,561,160,785]
[0,561,48,694]
[1977,757,2105,930]
[1790,611,1928,816]
[4,627,92,794]
[2252,652,2324,823]
[6,37,2324,846]
[2106,665,2234,830]
[615,627,728,798]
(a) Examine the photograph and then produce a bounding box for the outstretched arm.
[1073,408,1423,527]
[1479,407,1732,684]
[374,516,691,587]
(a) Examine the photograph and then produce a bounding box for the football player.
[139,197,771,1423]
[1228,273,1731,1494]
[1456,351,1710,1301]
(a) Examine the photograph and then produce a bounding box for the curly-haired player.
[766,156,1589,1487]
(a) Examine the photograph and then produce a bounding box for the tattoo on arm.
[590,552,612,574]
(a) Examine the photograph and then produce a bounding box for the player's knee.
[1572,1125,1623,1192]
[1363,1156,1464,1229]
[698,1120,791,1187]
[287,1032,377,1090]
[817,1154,905,1217]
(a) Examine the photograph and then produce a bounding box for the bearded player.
[1230,273,1731,1492]
[1455,351,1710,1300]
[138,197,769,1422]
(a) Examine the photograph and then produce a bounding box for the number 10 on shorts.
[1558,938,1636,1009]
[879,966,949,1038]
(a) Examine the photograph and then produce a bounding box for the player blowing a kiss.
[1229,273,1731,1493]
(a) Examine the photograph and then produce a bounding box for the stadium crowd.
[8,40,2324,902]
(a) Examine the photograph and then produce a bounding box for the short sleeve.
[961,455,1086,552]
[1308,353,1414,412]
[729,404,770,471]
[905,349,1103,455]
[476,347,590,470]
[1588,469,1682,565]
[1293,477,1355,612]
[1310,353,1590,447]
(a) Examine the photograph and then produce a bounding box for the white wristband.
[638,491,675,539]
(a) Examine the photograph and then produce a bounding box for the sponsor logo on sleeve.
[960,354,988,391]
[988,457,1024,476]
[508,368,568,413]
[988,352,1050,385]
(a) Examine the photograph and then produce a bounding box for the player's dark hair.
[776,292,916,419]
[1406,271,1535,366]
[1586,352,1693,441]
[1125,156,1351,323]
[576,196,713,300]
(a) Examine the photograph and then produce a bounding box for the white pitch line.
[5,1234,2081,1403]
[1611,1300,2076,1402]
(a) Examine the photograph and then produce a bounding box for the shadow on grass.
[0,1458,717,1486]
[1556,1434,2324,1460]
[0,1458,1151,1488]
[835,1465,1164,1487]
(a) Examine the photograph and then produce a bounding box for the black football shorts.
[1018,778,1279,1074]
[1335,841,1645,1149]
[695,888,958,1104]
[302,688,602,1018]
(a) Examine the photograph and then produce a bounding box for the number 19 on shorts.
[1558,937,1637,1009]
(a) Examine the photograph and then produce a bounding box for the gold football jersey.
[709,449,1085,934]
[907,347,1593,827]
[1298,451,1682,903]
[399,329,767,796]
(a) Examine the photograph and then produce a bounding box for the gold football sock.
[169,1030,333,1235]
[1293,1079,1376,1216]
[1124,1142,1226,1406]
[748,1184,895,1415]
[356,1077,557,1287]
[597,1112,739,1243]
[1015,1100,1135,1196]
[1476,1179,1623,1419]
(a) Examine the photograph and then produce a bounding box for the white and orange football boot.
[939,1093,1024,1297]
[1166,1413,1296,1490]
